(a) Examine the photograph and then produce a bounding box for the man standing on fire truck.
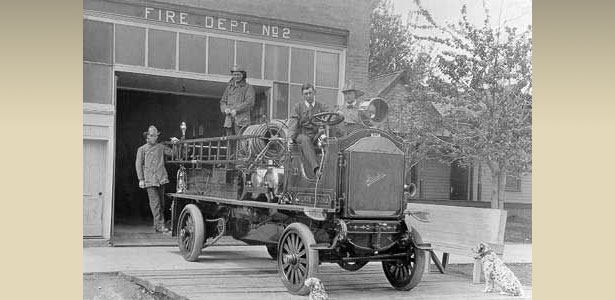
[288,83,330,177]
[135,125,179,234]
[220,64,255,136]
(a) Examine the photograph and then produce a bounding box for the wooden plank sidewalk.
[121,263,532,300]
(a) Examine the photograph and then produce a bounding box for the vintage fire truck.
[164,98,430,295]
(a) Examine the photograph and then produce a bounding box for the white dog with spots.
[474,242,524,296]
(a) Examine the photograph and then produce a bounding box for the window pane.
[236,41,262,79]
[264,45,288,81]
[208,37,234,75]
[289,84,303,112]
[115,25,145,66]
[83,20,113,64]
[148,29,176,69]
[316,88,339,109]
[179,33,206,73]
[316,51,339,88]
[272,83,289,119]
[83,63,112,104]
[290,48,314,84]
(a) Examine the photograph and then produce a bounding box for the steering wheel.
[309,112,345,127]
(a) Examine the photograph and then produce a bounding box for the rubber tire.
[177,204,206,262]
[381,228,426,290]
[277,223,319,295]
[266,244,278,260]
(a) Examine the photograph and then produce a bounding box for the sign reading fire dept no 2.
[83,0,348,46]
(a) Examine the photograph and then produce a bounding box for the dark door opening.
[112,72,269,245]
[114,89,223,233]
[450,161,470,200]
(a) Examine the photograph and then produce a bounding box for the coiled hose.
[239,120,290,161]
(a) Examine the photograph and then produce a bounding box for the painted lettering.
[165,10,175,23]
[241,21,249,33]
[145,7,154,20]
[158,9,162,21]
[282,27,290,39]
[262,25,270,36]
[205,16,214,28]
[271,26,279,38]
[230,20,238,32]
[179,12,188,25]
[217,18,227,30]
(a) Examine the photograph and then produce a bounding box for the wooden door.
[83,139,107,237]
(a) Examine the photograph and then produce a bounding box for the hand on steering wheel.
[309,112,345,127]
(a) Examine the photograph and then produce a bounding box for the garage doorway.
[112,71,268,245]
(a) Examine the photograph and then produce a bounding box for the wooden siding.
[418,159,451,201]
[478,164,532,204]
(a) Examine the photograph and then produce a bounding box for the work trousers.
[146,185,166,231]
[296,133,319,174]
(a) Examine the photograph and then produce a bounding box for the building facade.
[83,0,375,240]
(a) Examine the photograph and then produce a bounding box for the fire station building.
[82,0,374,241]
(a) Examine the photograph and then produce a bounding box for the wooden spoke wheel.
[381,229,426,290]
[277,223,319,295]
[266,244,278,260]
[177,204,206,262]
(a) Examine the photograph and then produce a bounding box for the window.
[179,33,206,73]
[264,45,289,81]
[290,48,314,84]
[83,20,113,64]
[208,37,234,75]
[115,25,145,66]
[148,29,176,69]
[272,83,289,119]
[316,51,339,88]
[236,41,262,79]
[505,175,522,192]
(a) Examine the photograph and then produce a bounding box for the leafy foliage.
[408,0,532,208]
[369,0,414,76]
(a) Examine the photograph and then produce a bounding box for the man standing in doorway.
[220,64,256,136]
[135,125,178,234]
[288,83,330,177]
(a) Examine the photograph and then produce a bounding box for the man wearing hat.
[135,125,179,234]
[220,64,256,136]
[334,80,365,136]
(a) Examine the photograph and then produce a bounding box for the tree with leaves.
[409,0,532,209]
[369,0,414,76]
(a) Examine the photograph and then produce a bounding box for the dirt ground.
[83,273,173,300]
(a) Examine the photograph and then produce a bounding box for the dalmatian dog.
[474,242,524,297]
[304,277,329,300]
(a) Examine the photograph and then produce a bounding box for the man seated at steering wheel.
[288,83,342,176]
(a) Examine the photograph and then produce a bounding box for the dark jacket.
[220,79,255,128]
[288,101,330,140]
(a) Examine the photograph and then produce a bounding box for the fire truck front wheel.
[277,223,319,295]
[177,204,206,262]
[381,228,426,290]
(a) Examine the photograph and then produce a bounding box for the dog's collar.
[478,249,494,258]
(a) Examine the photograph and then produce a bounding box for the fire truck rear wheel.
[177,204,206,262]
[277,223,319,295]
[381,228,426,290]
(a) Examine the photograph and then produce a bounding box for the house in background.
[365,70,532,218]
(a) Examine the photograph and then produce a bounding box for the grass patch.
[504,215,532,243]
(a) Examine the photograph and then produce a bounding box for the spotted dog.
[474,242,524,296]
[304,277,329,300]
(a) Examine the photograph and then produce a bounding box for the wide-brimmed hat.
[230,64,245,73]
[341,80,365,98]
[145,125,160,137]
